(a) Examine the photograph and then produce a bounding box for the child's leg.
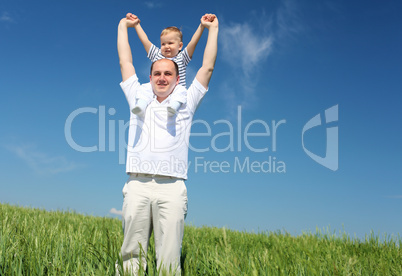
[132,99,149,115]
[132,83,153,115]
[167,85,187,116]
[167,101,182,116]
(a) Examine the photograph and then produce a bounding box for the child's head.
[160,27,183,58]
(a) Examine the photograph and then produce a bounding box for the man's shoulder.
[184,77,208,114]
[187,77,208,98]
[120,74,139,87]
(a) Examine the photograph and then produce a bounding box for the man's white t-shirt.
[120,75,207,179]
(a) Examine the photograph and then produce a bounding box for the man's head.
[160,27,183,58]
[150,59,180,102]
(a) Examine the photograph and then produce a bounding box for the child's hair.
[160,26,183,42]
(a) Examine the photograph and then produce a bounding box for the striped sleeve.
[180,48,191,66]
[175,48,191,87]
[147,44,164,62]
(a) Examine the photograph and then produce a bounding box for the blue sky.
[1,0,401,240]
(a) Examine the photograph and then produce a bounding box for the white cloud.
[219,20,274,112]
[220,22,274,77]
[217,0,305,113]
[144,2,163,9]
[276,0,304,41]
[385,195,402,199]
[0,12,14,23]
[219,0,304,71]
[7,144,82,175]
[109,208,123,216]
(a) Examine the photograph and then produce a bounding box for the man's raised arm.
[117,16,137,82]
[195,14,219,89]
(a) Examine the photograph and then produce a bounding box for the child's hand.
[201,14,218,29]
[202,14,216,22]
[126,13,140,27]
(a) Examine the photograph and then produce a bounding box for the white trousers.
[119,174,188,275]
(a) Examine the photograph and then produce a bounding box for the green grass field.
[1,203,401,275]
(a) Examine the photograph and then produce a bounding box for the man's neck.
[156,96,168,103]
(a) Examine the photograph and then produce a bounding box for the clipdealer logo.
[302,105,339,171]
[64,105,339,173]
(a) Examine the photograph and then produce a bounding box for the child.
[126,13,212,116]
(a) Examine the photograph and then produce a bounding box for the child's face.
[160,32,183,58]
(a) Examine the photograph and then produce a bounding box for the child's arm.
[186,21,205,59]
[127,13,153,54]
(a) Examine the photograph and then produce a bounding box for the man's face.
[150,59,180,102]
[160,32,183,58]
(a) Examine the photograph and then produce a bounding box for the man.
[117,13,218,275]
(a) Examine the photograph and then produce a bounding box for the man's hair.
[150,59,179,77]
[160,26,183,42]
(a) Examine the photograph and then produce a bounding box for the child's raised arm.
[186,20,205,59]
[187,14,218,59]
[127,13,153,54]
